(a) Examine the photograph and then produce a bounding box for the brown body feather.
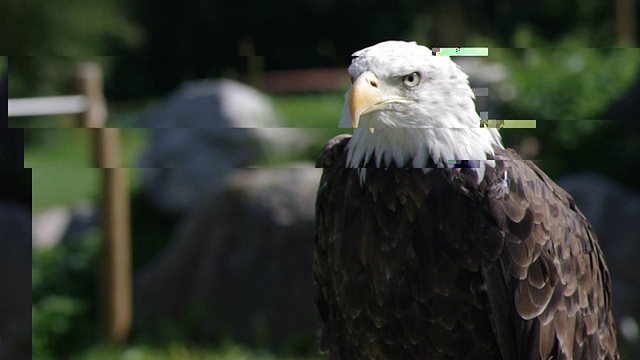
[314,134,618,359]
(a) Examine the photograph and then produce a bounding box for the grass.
[26,128,147,213]
[271,92,344,128]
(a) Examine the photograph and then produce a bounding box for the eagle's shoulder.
[483,147,618,360]
[494,147,576,207]
[316,134,351,168]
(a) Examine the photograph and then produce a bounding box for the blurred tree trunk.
[616,0,637,45]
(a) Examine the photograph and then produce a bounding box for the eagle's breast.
[316,136,509,358]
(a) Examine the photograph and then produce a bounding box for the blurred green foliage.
[476,28,640,188]
[3,0,137,55]
[78,342,320,360]
[32,230,102,359]
[5,0,138,97]
[0,0,141,97]
[491,28,640,147]
[32,228,318,359]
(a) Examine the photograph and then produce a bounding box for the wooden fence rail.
[9,62,132,344]
[8,95,88,117]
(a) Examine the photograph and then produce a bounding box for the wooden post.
[75,63,132,343]
[75,63,107,129]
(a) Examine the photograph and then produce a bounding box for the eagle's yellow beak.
[350,71,382,133]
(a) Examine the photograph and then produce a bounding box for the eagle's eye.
[402,72,421,87]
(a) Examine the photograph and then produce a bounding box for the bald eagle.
[314,41,618,359]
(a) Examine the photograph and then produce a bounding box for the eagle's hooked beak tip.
[349,71,382,130]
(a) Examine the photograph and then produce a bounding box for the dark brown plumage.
[314,134,618,359]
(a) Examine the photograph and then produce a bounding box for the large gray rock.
[134,166,322,352]
[0,202,32,360]
[558,173,640,350]
[138,79,307,215]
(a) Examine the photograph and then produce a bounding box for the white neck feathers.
[346,127,503,184]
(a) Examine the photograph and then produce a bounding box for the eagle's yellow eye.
[402,72,421,87]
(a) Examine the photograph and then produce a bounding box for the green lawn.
[271,92,344,128]
[26,128,147,213]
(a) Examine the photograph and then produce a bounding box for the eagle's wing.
[482,148,618,360]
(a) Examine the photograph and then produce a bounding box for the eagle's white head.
[339,41,503,182]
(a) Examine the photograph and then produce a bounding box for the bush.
[480,27,640,185]
[32,230,102,359]
[495,28,639,144]
[5,0,138,98]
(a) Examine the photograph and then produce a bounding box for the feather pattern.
[315,136,618,359]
